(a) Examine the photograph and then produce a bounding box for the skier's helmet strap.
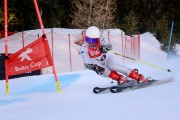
[86,26,100,38]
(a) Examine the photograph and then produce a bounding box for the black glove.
[93,65,105,75]
[84,63,95,70]
[99,44,112,53]
[84,63,105,75]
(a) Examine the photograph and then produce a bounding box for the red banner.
[6,36,53,76]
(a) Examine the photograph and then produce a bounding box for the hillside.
[0,29,180,120]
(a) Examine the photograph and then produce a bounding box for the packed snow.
[0,29,180,120]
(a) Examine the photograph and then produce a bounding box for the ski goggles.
[86,37,99,44]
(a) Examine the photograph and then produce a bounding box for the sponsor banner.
[0,54,41,80]
[6,37,53,76]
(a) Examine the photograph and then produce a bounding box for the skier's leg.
[93,62,111,77]
[128,69,150,83]
[108,70,129,84]
[94,63,129,84]
[109,64,132,76]
[106,56,149,83]
[109,64,150,83]
[107,56,132,76]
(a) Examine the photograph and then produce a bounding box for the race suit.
[79,38,132,77]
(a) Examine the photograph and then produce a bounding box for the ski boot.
[128,69,150,84]
[108,70,129,85]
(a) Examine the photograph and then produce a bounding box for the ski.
[93,87,111,94]
[93,80,137,94]
[110,80,156,93]
[93,77,173,94]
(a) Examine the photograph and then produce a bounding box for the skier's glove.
[84,63,95,70]
[93,65,105,75]
[84,64,105,75]
[99,43,112,53]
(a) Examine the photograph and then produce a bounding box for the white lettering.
[14,65,29,72]
[30,62,42,68]
[90,50,100,56]
[14,62,42,72]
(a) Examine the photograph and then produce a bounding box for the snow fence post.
[68,34,72,72]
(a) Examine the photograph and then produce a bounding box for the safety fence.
[0,31,16,39]
[0,28,140,74]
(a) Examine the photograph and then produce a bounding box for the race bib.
[88,48,102,58]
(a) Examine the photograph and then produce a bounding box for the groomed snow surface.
[0,29,180,120]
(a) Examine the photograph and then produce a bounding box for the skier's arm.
[99,38,112,53]
[84,63,95,70]
[80,43,105,75]
[99,43,112,53]
[79,44,92,64]
[80,50,104,74]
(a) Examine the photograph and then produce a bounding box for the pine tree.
[70,0,117,29]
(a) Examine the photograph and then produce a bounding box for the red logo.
[88,48,102,58]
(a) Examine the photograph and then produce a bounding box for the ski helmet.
[86,26,100,38]
[85,26,100,48]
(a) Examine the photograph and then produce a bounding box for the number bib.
[88,48,102,58]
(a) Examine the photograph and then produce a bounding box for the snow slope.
[0,29,180,120]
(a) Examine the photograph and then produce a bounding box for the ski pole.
[109,51,171,72]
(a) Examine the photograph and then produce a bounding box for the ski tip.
[93,87,105,94]
[93,87,100,94]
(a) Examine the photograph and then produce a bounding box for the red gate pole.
[121,33,124,63]
[138,32,140,59]
[131,36,133,58]
[4,0,9,95]
[82,31,86,43]
[133,36,136,58]
[68,34,72,72]
[121,32,124,55]
[123,35,127,63]
[108,31,110,42]
[82,31,84,43]
[51,28,54,61]
[33,0,45,34]
[22,30,25,48]
[33,0,61,93]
